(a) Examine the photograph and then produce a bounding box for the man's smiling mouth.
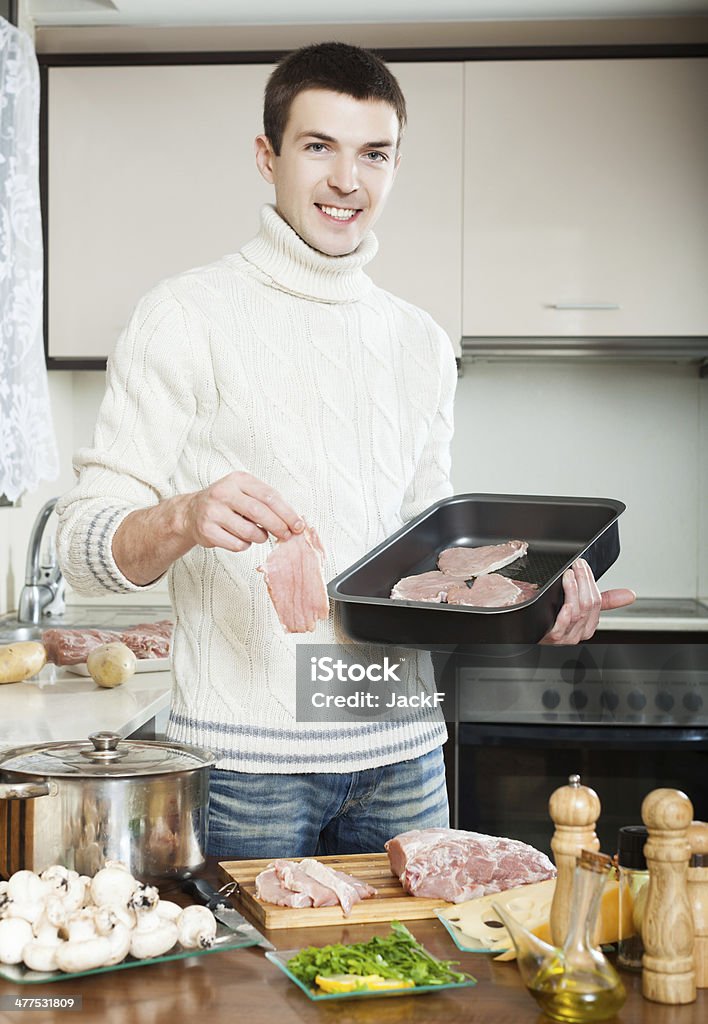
[315,204,361,221]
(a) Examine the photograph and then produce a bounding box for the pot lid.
[0,732,215,778]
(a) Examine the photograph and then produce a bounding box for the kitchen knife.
[182,878,275,950]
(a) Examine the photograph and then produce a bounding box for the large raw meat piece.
[385,827,556,903]
[120,620,172,658]
[258,524,330,633]
[42,628,123,666]
[390,570,460,603]
[447,574,525,608]
[438,540,528,578]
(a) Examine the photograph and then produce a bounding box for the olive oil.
[529,961,626,1023]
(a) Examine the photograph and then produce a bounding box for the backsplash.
[0,359,705,616]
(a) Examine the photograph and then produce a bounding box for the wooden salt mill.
[549,773,601,946]
[687,820,708,988]
[641,788,695,1004]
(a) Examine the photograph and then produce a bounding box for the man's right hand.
[112,471,303,587]
[182,471,304,552]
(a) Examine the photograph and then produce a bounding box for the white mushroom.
[93,907,133,966]
[128,883,159,912]
[97,902,136,931]
[90,865,140,907]
[176,906,217,950]
[54,907,113,973]
[129,905,178,960]
[23,898,67,973]
[0,918,34,965]
[155,900,183,922]
[5,870,46,924]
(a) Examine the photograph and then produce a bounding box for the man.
[56,43,634,859]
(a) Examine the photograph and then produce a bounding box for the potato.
[86,642,136,688]
[0,641,47,685]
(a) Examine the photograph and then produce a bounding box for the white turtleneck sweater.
[57,205,457,774]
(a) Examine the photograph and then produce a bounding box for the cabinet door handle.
[550,303,621,310]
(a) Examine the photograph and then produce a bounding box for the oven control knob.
[655,691,674,712]
[600,691,619,711]
[569,690,588,710]
[542,689,561,709]
[561,659,586,685]
[683,692,703,712]
[627,690,647,711]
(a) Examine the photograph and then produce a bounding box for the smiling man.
[56,43,634,861]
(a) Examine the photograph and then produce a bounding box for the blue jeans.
[207,745,449,859]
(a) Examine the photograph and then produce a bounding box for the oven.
[443,643,708,856]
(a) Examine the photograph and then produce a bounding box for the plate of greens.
[265,921,477,1001]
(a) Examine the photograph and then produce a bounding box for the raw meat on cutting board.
[438,540,528,578]
[258,523,329,633]
[386,827,556,903]
[255,857,377,916]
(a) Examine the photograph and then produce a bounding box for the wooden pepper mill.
[687,820,708,988]
[549,773,601,946]
[641,788,695,1005]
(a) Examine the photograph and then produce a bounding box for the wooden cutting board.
[217,853,451,929]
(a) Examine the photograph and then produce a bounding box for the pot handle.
[0,780,58,800]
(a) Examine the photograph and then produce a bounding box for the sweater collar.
[240,204,378,303]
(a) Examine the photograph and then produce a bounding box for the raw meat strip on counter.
[42,628,123,666]
[258,523,330,633]
[385,827,556,903]
[42,620,174,665]
[446,574,537,608]
[438,540,528,578]
[390,570,462,603]
[255,858,377,915]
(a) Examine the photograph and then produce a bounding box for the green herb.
[286,921,472,988]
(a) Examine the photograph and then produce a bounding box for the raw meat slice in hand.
[385,827,556,903]
[390,570,460,603]
[438,540,528,578]
[258,523,330,633]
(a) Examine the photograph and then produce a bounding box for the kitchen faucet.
[17,497,66,624]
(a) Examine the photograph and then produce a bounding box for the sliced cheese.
[439,876,633,961]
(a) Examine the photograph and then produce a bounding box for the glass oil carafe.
[493,850,626,1023]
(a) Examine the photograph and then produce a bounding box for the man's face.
[255,88,401,256]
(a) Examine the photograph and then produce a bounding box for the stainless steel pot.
[0,731,214,881]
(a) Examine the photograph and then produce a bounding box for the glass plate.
[435,910,508,954]
[0,923,260,984]
[265,948,477,1001]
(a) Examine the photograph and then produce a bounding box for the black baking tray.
[328,493,625,648]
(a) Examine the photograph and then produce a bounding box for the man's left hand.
[540,558,636,645]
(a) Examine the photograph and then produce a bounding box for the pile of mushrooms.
[0,863,217,973]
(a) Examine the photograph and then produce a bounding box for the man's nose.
[327,153,359,194]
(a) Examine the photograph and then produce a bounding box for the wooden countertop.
[0,858,705,1024]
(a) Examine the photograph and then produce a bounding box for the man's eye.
[306,143,327,153]
[365,151,387,163]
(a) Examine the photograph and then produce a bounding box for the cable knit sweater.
[56,205,457,774]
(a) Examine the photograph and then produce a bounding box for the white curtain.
[0,17,58,502]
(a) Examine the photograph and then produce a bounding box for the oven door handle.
[458,723,708,748]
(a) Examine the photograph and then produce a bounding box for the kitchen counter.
[598,598,708,632]
[0,665,171,750]
[0,858,703,1024]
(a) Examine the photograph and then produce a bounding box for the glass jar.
[616,824,649,971]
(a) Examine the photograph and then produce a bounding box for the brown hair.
[263,42,407,155]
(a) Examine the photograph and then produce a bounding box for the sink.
[0,605,172,646]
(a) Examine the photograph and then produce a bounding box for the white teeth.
[318,205,358,220]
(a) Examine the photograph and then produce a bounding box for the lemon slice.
[314,974,415,993]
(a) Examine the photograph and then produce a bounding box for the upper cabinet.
[462,58,708,338]
[45,61,462,362]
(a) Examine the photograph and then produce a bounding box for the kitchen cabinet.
[44,60,462,362]
[462,58,708,338]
